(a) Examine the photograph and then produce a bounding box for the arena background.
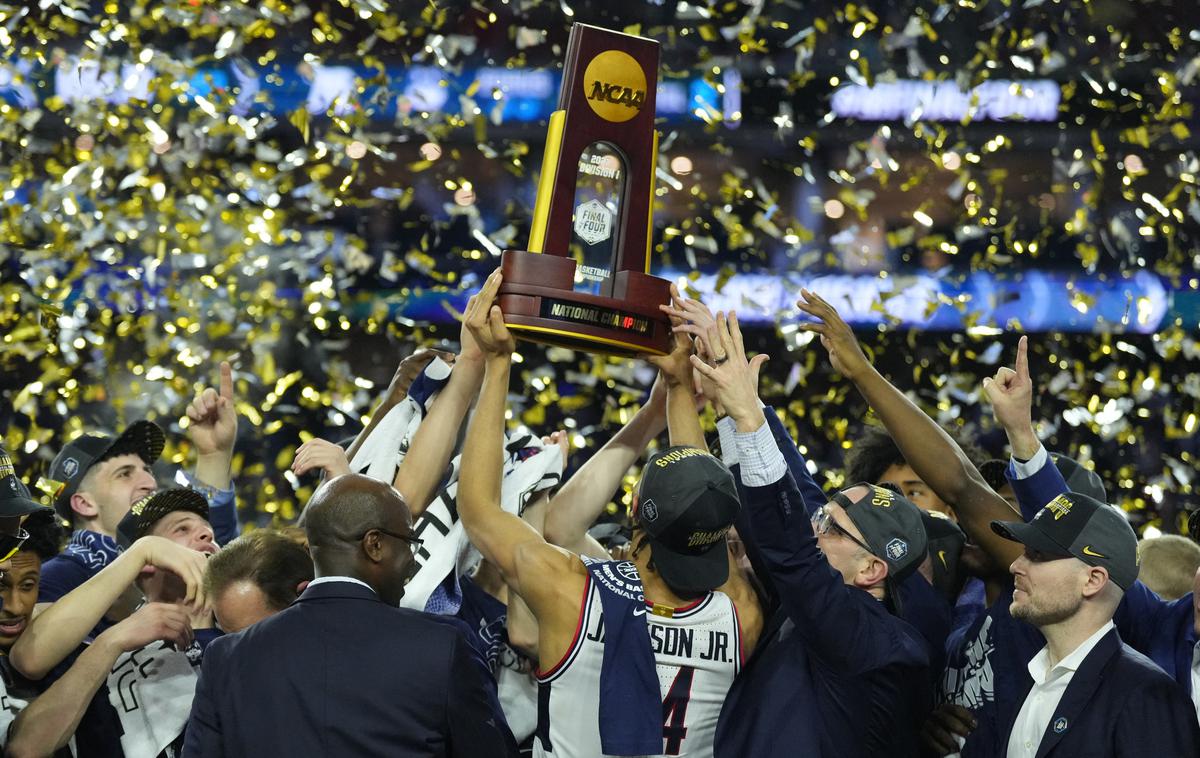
[0,0,1196,533]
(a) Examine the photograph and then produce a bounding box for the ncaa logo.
[640,499,658,523]
[885,538,908,561]
[1052,717,1068,734]
[62,458,79,479]
[617,563,640,582]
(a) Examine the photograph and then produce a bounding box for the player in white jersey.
[536,572,743,757]
[458,272,762,758]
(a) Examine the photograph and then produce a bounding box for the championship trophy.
[498,23,673,356]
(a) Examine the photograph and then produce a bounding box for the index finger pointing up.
[1015,335,1029,381]
[219,361,233,401]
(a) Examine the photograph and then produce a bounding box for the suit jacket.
[999,627,1199,758]
[182,581,516,758]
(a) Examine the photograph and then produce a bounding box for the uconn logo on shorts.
[885,538,908,562]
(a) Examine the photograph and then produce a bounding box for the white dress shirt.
[1009,444,1049,480]
[1006,620,1115,758]
[307,575,377,593]
[1191,641,1200,727]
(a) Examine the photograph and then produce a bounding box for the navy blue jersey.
[457,575,512,675]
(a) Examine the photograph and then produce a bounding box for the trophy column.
[498,23,673,357]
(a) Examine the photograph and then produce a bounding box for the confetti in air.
[0,0,1197,532]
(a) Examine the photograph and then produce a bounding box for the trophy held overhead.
[498,23,674,357]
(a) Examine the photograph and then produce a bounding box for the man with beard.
[990,492,1198,756]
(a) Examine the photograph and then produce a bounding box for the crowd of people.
[0,269,1197,757]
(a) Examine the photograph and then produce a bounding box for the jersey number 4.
[661,666,695,755]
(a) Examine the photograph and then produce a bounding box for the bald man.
[183,474,516,757]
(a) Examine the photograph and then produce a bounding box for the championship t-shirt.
[45,628,221,758]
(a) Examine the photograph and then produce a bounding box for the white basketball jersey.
[533,574,743,758]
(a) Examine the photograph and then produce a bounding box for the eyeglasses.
[0,528,30,564]
[811,504,874,555]
[357,527,424,556]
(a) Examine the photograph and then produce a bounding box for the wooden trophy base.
[498,250,673,357]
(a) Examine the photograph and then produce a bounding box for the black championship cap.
[635,446,741,597]
[836,483,929,584]
[990,491,1138,589]
[47,421,165,520]
[0,448,50,519]
[117,488,209,548]
[979,453,1106,502]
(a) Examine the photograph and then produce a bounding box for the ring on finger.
[713,355,729,365]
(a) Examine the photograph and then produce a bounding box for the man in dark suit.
[991,491,1200,757]
[182,474,516,757]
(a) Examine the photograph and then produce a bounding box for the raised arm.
[504,491,551,658]
[10,537,207,680]
[648,284,708,451]
[456,271,582,618]
[391,328,489,518]
[796,290,1022,571]
[981,336,1040,461]
[981,340,1179,650]
[186,361,240,545]
[752,407,828,517]
[718,406,830,608]
[981,336,1072,519]
[693,311,879,672]
[542,379,666,557]
[344,349,450,464]
[188,361,238,492]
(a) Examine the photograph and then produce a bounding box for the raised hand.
[920,703,976,757]
[292,438,352,479]
[660,286,718,357]
[982,336,1033,431]
[657,287,724,410]
[463,270,516,358]
[644,284,696,387]
[541,430,571,474]
[384,348,455,406]
[688,311,768,431]
[187,361,238,457]
[795,289,872,381]
[982,336,1039,459]
[691,336,724,415]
